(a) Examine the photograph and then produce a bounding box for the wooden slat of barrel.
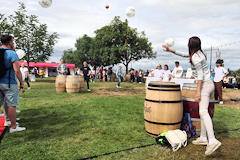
[55,76,66,92]
[79,77,85,92]
[144,82,183,137]
[66,76,81,93]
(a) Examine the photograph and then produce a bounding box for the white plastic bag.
[165,129,188,151]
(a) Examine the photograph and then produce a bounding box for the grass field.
[0,78,240,160]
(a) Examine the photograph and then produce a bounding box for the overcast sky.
[1,0,240,70]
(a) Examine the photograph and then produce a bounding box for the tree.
[95,16,156,73]
[0,3,58,69]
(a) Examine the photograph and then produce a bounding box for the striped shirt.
[174,50,211,82]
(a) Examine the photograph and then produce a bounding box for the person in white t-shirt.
[151,64,164,79]
[172,61,183,78]
[213,59,228,104]
[20,63,31,90]
[162,65,172,82]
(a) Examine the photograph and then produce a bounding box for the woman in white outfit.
[163,36,221,156]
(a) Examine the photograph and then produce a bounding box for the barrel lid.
[67,75,81,77]
[148,81,180,88]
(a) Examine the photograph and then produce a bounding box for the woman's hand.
[194,92,201,102]
[162,45,171,52]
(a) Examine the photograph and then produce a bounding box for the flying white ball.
[164,38,175,47]
[16,49,26,60]
[39,0,52,8]
[126,7,136,18]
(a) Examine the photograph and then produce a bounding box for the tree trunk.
[125,62,129,74]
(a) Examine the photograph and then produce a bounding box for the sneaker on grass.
[88,89,91,92]
[192,138,208,145]
[205,140,221,156]
[16,110,21,113]
[16,118,20,121]
[219,101,223,105]
[9,126,26,133]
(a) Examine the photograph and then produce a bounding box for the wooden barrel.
[79,76,85,92]
[55,75,66,92]
[111,74,116,82]
[144,82,183,137]
[66,75,81,93]
[183,98,215,134]
[182,83,214,100]
[125,74,131,82]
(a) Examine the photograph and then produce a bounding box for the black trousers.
[84,76,90,89]
[25,78,31,87]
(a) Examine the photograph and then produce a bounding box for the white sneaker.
[116,85,119,88]
[192,138,208,145]
[16,110,21,113]
[219,101,223,105]
[88,89,91,92]
[9,126,26,133]
[28,87,31,90]
[16,118,20,121]
[205,140,221,156]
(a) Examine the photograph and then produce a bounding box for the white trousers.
[199,80,215,140]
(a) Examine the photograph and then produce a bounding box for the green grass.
[0,79,240,160]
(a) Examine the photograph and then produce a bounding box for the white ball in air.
[126,7,136,18]
[39,0,52,8]
[164,38,174,47]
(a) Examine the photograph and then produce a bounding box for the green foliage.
[0,2,58,66]
[63,16,156,71]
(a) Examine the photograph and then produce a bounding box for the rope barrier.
[78,128,240,160]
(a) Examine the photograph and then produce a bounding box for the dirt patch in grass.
[222,89,240,109]
[93,84,145,97]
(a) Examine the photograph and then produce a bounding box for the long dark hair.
[188,36,206,64]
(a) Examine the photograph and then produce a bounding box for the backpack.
[0,48,11,87]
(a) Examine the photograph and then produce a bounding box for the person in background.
[134,71,139,82]
[162,65,172,82]
[116,65,123,88]
[145,70,149,77]
[139,70,143,83]
[57,58,68,75]
[107,67,113,82]
[20,63,31,90]
[130,69,135,82]
[0,34,26,133]
[172,61,183,78]
[222,76,229,89]
[163,36,221,156]
[151,64,164,80]
[80,61,91,92]
[103,69,106,82]
[99,67,103,81]
[91,67,96,83]
[232,75,238,90]
[213,59,229,104]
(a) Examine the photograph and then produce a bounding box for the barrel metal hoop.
[148,84,180,88]
[147,88,181,91]
[144,119,182,125]
[145,130,159,136]
[145,99,182,103]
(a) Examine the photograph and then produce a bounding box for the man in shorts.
[0,35,26,133]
